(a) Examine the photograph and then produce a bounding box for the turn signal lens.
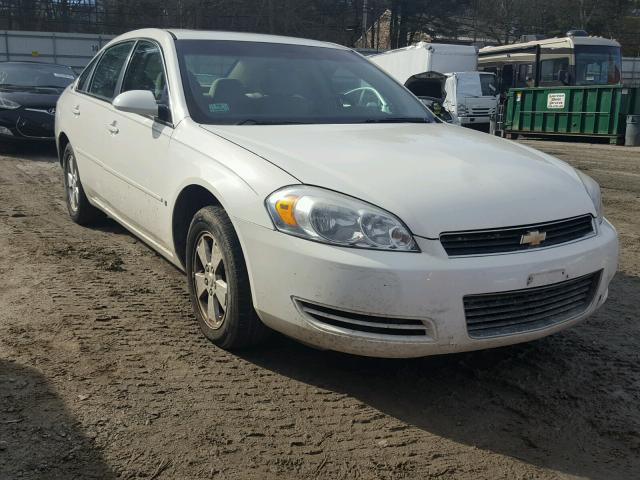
[275,196,299,225]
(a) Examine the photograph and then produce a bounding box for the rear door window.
[88,41,134,100]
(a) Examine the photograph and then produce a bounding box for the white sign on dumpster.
[547,93,566,109]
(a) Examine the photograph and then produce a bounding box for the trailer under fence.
[502,85,640,145]
[0,30,115,72]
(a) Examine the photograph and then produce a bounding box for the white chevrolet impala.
[55,29,618,358]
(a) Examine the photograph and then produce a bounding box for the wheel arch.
[57,132,70,166]
[171,183,224,269]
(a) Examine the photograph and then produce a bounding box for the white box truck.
[370,42,499,126]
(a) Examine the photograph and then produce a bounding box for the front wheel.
[186,205,269,349]
[62,143,102,225]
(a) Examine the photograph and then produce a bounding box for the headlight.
[0,97,21,110]
[577,170,603,224]
[457,104,467,115]
[266,186,419,252]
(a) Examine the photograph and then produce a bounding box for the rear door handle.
[107,121,119,135]
[72,105,80,116]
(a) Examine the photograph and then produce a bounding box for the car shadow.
[239,272,639,479]
[0,141,58,162]
[0,360,116,479]
[90,215,131,236]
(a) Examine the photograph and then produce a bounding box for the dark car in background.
[0,62,76,141]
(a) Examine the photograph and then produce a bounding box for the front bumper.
[236,218,618,358]
[0,109,56,141]
[458,115,490,125]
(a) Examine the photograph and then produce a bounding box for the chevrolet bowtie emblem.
[520,230,547,246]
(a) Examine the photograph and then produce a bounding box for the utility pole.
[362,0,368,48]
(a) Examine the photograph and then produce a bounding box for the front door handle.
[72,105,80,116]
[107,121,119,135]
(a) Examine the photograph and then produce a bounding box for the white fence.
[622,57,640,88]
[0,30,115,72]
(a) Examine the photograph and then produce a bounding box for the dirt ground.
[0,138,638,480]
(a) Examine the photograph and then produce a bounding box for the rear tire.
[63,143,102,225]
[186,205,270,349]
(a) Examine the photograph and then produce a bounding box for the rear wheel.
[186,205,269,349]
[63,143,102,225]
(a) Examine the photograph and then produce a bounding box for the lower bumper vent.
[297,300,429,337]
[464,270,601,339]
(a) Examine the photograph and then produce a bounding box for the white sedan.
[55,29,618,358]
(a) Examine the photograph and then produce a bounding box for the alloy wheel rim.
[66,153,80,212]
[193,232,228,330]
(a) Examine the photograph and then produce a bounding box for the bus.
[478,33,622,96]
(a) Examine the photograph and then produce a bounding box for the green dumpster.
[503,85,640,145]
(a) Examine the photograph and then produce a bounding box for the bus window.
[540,57,570,86]
[501,64,514,93]
[515,64,535,87]
[575,45,621,85]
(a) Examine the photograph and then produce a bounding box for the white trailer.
[0,30,114,72]
[370,42,498,126]
[370,42,477,80]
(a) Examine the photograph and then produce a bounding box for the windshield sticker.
[209,103,230,113]
[54,73,75,79]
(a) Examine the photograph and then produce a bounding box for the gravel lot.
[0,138,638,480]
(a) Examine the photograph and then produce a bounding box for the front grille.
[464,271,601,339]
[297,300,429,337]
[471,107,491,115]
[440,214,595,257]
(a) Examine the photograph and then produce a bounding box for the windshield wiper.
[364,117,430,124]
[32,85,66,89]
[0,84,65,91]
[0,83,25,90]
[235,119,310,125]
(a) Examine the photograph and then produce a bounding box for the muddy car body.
[55,29,618,358]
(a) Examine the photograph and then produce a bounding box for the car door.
[101,39,174,248]
[70,41,135,204]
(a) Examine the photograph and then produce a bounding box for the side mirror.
[113,90,158,117]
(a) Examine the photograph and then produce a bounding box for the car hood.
[202,123,595,238]
[0,90,61,108]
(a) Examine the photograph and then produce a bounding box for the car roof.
[112,28,349,50]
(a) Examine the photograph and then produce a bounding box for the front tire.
[186,205,269,349]
[62,143,102,225]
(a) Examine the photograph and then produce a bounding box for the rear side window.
[88,42,134,100]
[121,41,168,104]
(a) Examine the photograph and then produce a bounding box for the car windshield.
[456,72,496,97]
[176,40,434,125]
[479,73,496,96]
[0,63,76,89]
[574,45,621,86]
